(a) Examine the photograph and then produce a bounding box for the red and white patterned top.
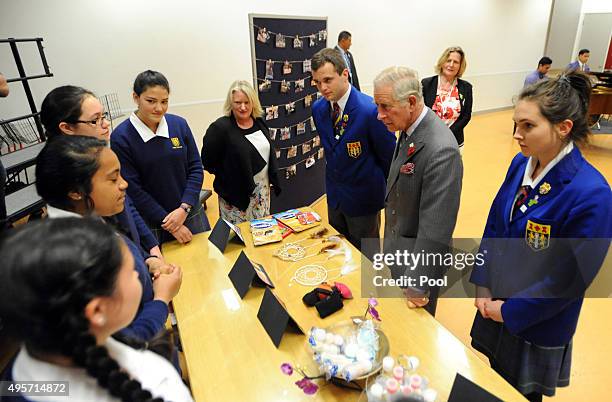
[432,80,461,127]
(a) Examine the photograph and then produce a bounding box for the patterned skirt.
[470,312,572,397]
[219,171,270,225]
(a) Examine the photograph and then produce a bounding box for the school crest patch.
[525,219,551,251]
[170,137,182,149]
[346,141,361,158]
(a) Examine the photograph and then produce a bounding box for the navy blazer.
[312,86,396,217]
[470,147,612,346]
[421,75,473,147]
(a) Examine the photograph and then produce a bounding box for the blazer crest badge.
[346,141,362,158]
[525,219,551,251]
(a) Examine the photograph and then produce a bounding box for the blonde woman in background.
[201,80,281,224]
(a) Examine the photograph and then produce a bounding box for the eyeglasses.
[72,111,110,127]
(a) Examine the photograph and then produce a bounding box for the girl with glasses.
[40,85,165,262]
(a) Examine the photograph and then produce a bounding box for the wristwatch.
[180,204,192,214]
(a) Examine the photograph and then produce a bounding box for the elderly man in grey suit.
[373,66,463,316]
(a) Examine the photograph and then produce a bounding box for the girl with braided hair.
[470,72,611,401]
[0,218,193,401]
[35,135,182,343]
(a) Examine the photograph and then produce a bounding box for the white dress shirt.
[129,112,169,143]
[12,338,193,402]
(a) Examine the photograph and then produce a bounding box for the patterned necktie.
[393,131,407,159]
[513,185,531,217]
[332,102,341,138]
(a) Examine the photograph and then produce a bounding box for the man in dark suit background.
[311,49,395,251]
[335,31,360,91]
[374,66,463,315]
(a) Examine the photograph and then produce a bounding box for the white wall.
[582,0,612,13]
[1,0,552,141]
[545,0,583,69]
[572,0,612,63]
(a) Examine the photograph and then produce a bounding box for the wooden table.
[163,206,526,402]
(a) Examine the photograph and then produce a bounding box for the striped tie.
[512,185,530,217]
[332,102,341,139]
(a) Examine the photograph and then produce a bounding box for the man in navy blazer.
[311,48,396,251]
[566,48,591,72]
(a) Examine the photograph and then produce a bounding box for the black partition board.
[447,373,504,402]
[251,16,327,213]
[257,287,302,347]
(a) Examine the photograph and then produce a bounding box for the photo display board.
[249,14,328,213]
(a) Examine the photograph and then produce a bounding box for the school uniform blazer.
[470,147,612,346]
[566,61,590,72]
[421,75,473,147]
[383,108,463,290]
[311,86,396,217]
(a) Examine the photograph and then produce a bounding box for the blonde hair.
[373,66,423,104]
[222,80,263,119]
[435,46,467,78]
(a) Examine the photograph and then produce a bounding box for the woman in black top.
[201,80,280,224]
[421,46,473,152]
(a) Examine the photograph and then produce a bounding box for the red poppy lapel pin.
[407,142,416,157]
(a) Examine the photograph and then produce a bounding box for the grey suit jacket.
[384,108,463,290]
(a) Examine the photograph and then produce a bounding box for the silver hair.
[373,66,423,104]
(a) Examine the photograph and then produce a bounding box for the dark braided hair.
[35,135,106,213]
[0,218,164,401]
[519,71,592,145]
[40,85,95,139]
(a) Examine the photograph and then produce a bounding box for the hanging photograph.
[275,33,286,48]
[275,150,281,158]
[285,102,296,114]
[265,105,278,121]
[317,148,325,160]
[304,94,313,107]
[286,164,297,179]
[265,59,274,80]
[305,155,316,169]
[310,116,317,131]
[269,128,278,140]
[293,36,303,49]
[287,145,298,158]
[258,79,271,93]
[302,142,311,154]
[280,80,290,94]
[303,59,311,73]
[311,77,318,87]
[309,34,316,47]
[312,135,320,147]
[296,122,306,135]
[295,79,305,93]
[280,127,291,140]
[283,60,292,75]
[257,27,270,43]
[318,29,327,41]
